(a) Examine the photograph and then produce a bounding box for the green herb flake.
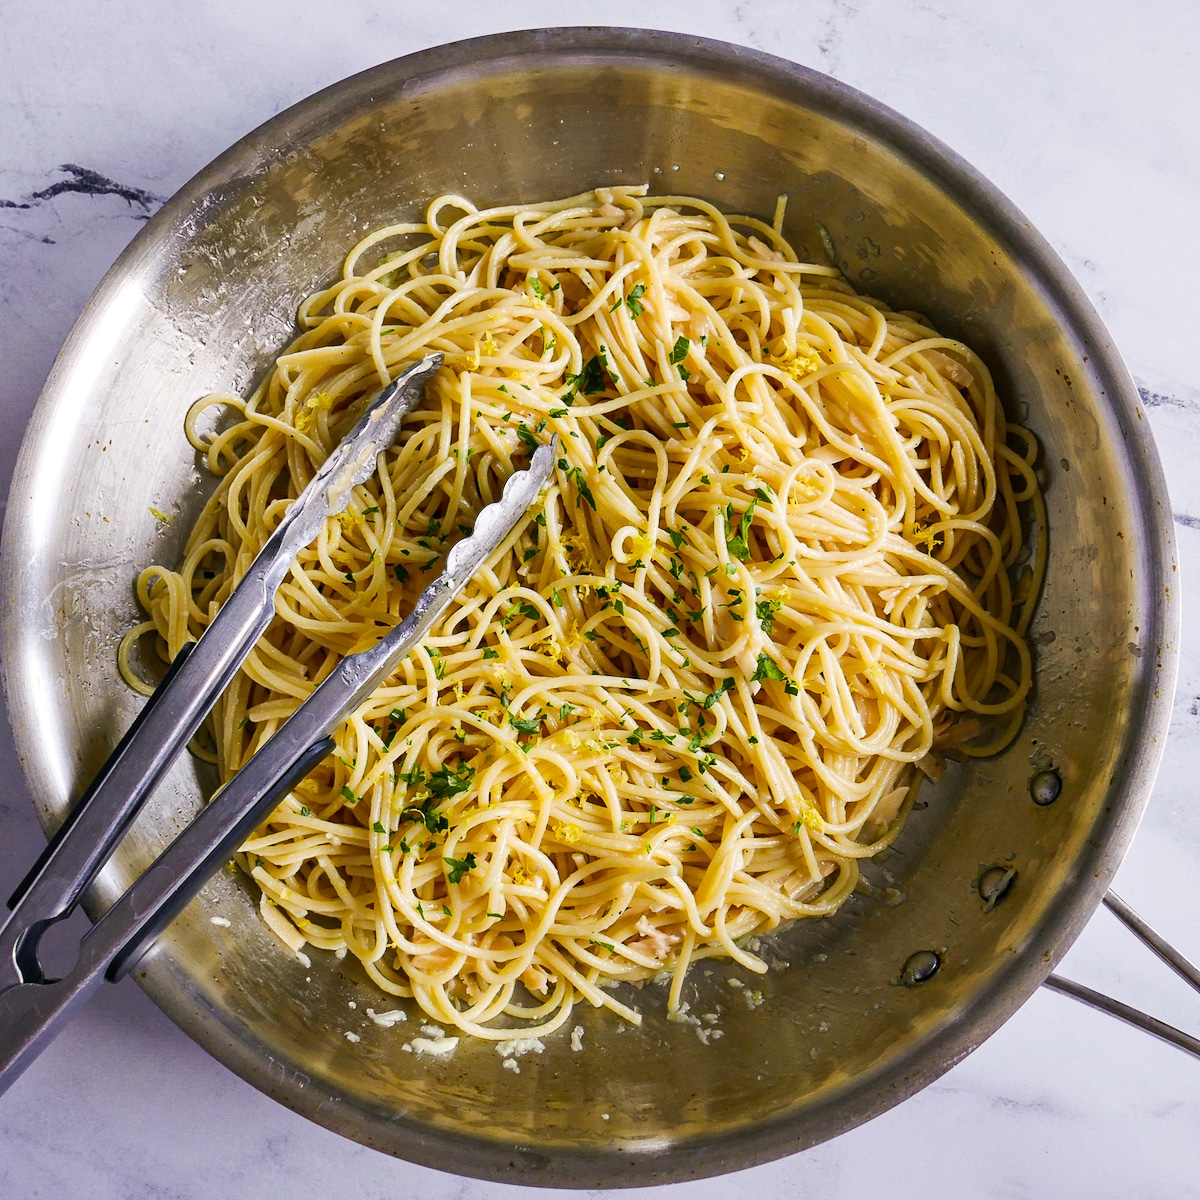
[428,761,476,800]
[398,765,427,788]
[444,851,477,884]
[564,353,616,401]
[508,712,541,736]
[751,652,787,683]
[756,595,783,633]
[619,282,647,318]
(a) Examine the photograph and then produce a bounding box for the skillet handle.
[1042,890,1200,1059]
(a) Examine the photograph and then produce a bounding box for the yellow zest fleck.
[772,341,821,380]
[511,863,530,886]
[629,534,653,558]
[610,768,628,785]
[912,523,943,552]
[453,682,465,702]
[552,822,581,844]
[468,332,499,370]
[562,730,582,750]
[295,390,331,434]
[789,473,822,505]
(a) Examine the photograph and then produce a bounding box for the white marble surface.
[3,2,1200,1196]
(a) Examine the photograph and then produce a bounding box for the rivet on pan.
[1030,769,1062,806]
[977,865,1017,911]
[900,950,941,987]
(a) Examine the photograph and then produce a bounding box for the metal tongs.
[0,352,556,1094]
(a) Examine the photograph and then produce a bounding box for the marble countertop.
[3,3,1200,1197]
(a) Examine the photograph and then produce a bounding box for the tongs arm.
[0,354,440,993]
[0,437,555,1097]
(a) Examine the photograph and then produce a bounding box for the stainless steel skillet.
[0,27,1181,1189]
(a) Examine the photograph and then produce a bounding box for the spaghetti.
[123,186,1042,1039]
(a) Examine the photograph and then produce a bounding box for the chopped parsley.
[610,281,647,318]
[756,595,782,633]
[444,852,477,884]
[563,353,616,402]
[508,712,541,736]
[557,458,596,510]
[427,761,475,800]
[725,497,760,561]
[398,765,428,788]
[669,335,691,380]
[751,652,787,683]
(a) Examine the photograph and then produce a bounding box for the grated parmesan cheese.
[367,1008,408,1028]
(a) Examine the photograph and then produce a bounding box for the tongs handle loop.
[0,732,334,1091]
